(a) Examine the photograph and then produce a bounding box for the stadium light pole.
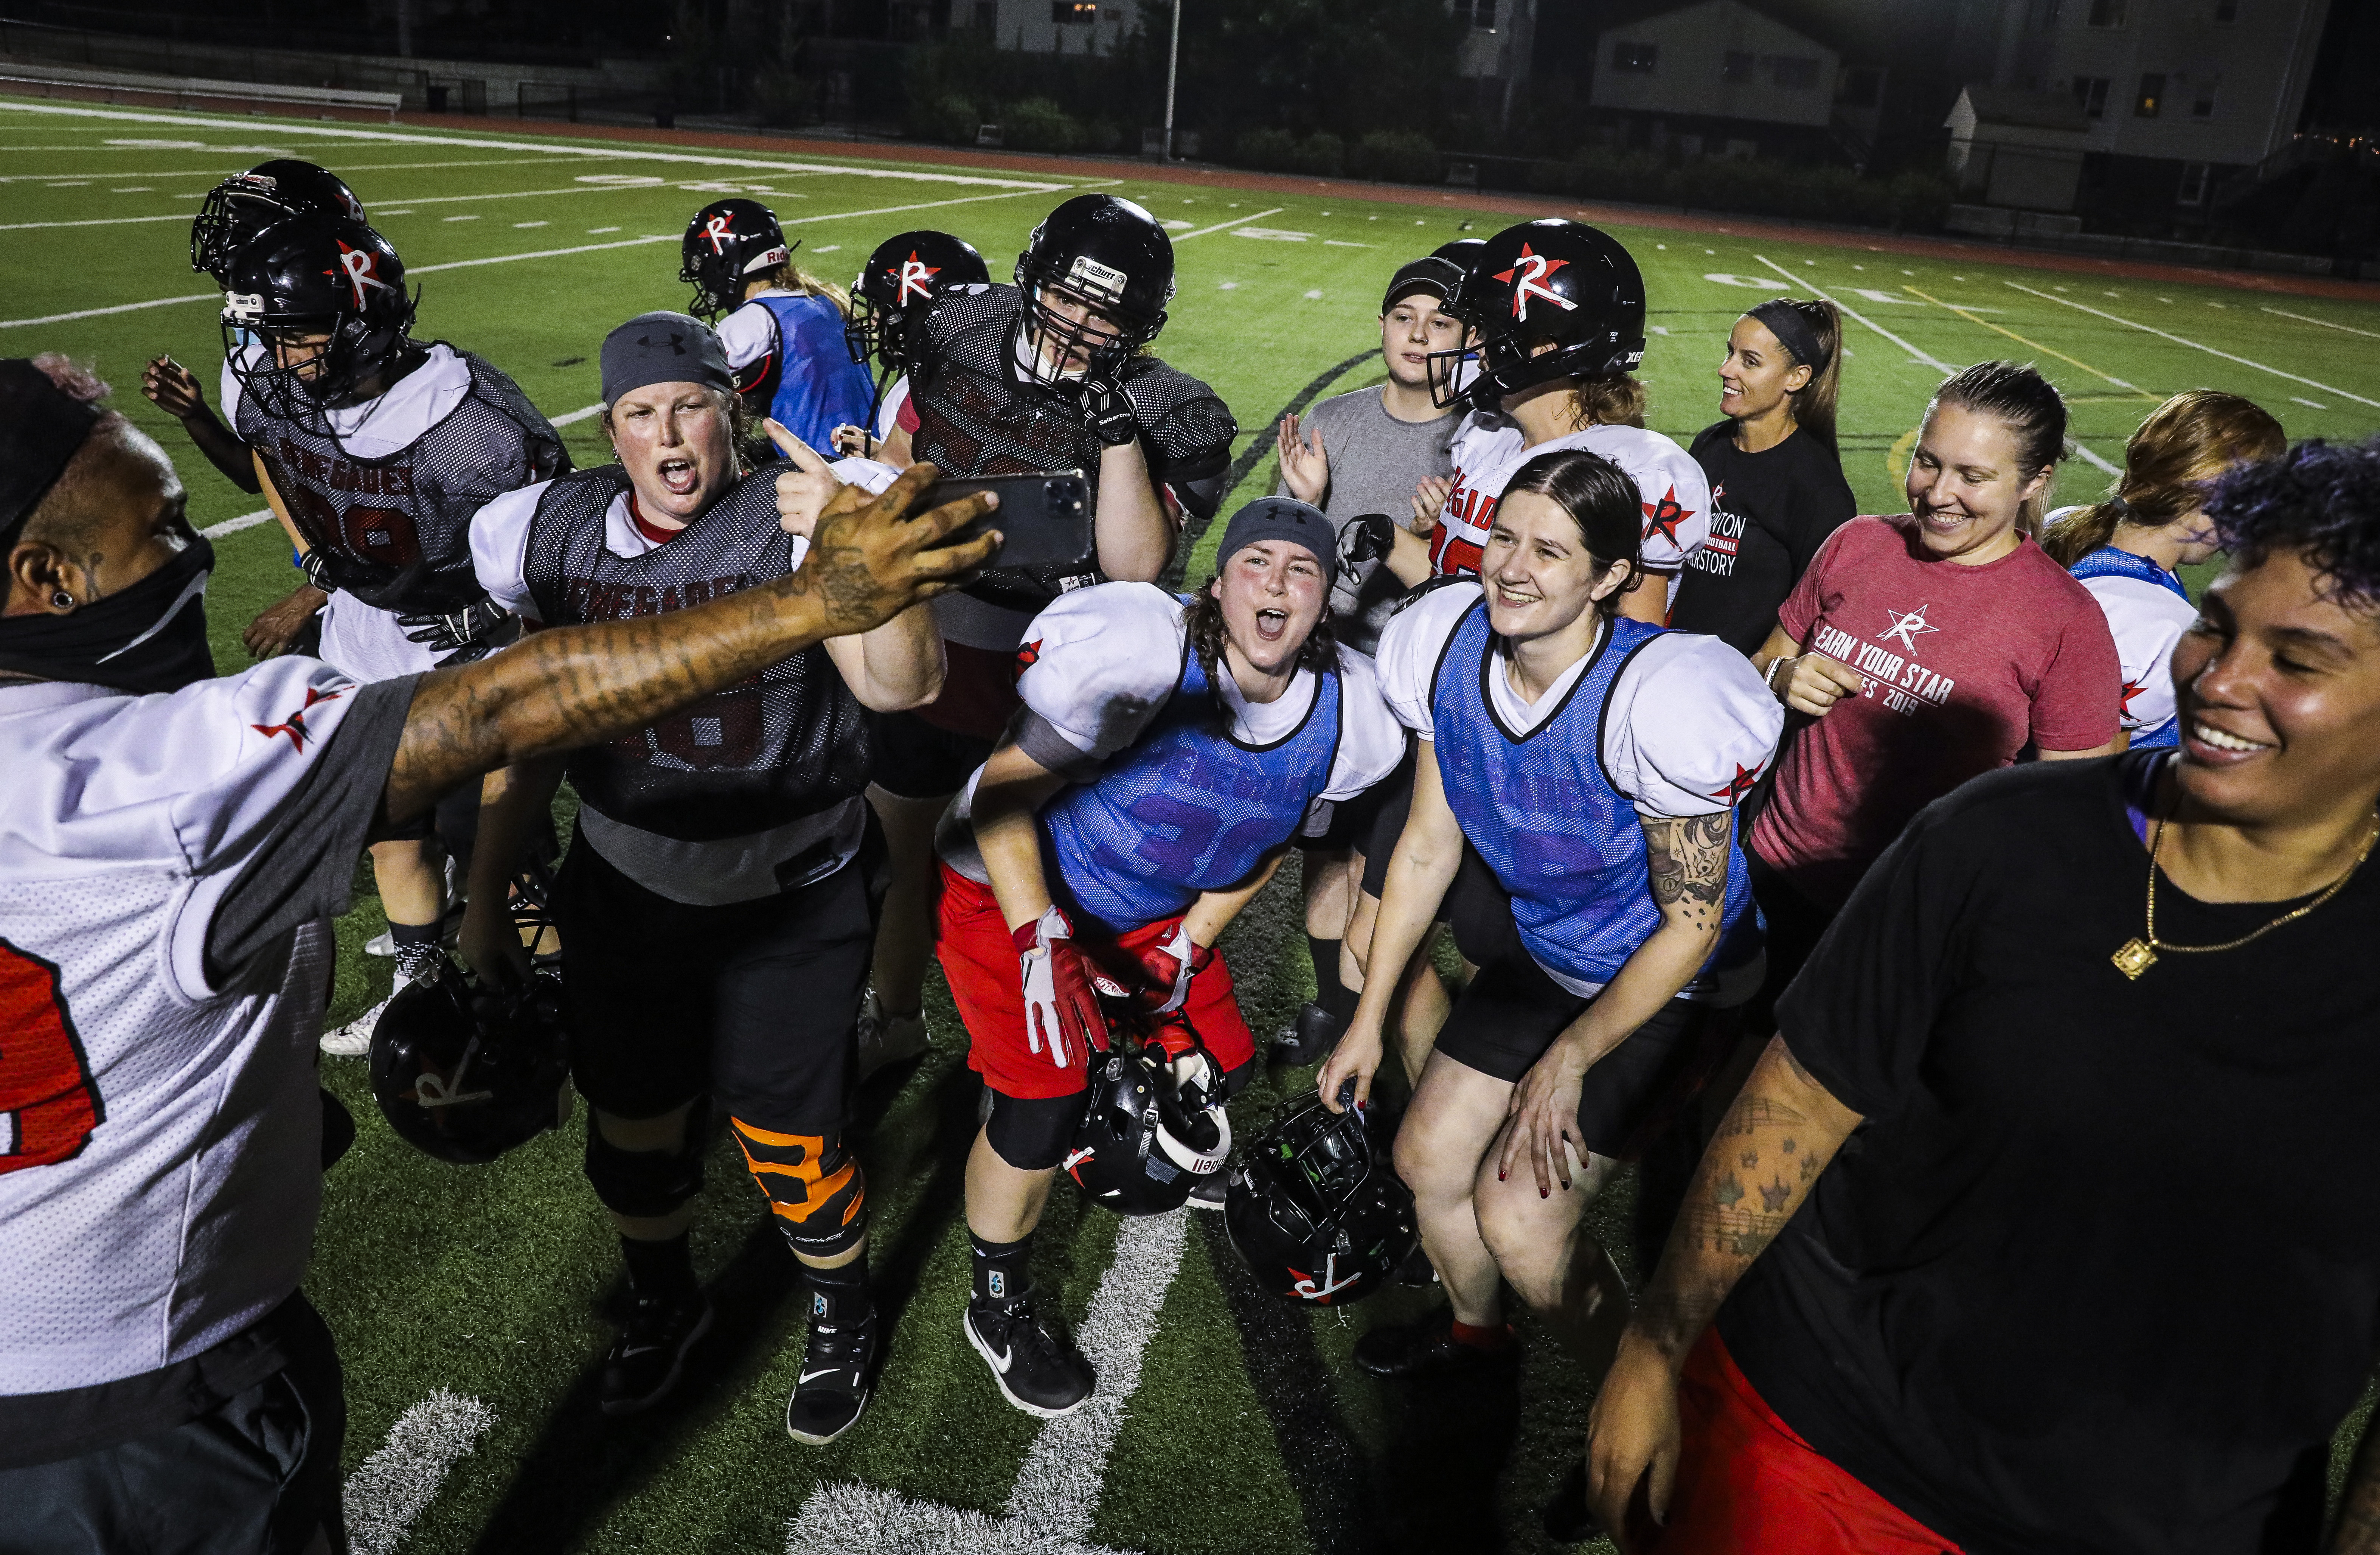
[1163,0,1181,160]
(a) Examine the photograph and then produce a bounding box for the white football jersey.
[874,375,911,444]
[2076,568,2197,743]
[0,659,373,1392]
[1431,416,1711,586]
[1375,581,1782,823]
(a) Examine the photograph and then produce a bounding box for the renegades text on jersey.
[1431,416,1711,583]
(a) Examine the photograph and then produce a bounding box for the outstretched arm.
[380,464,996,822]
[1585,1035,1863,1540]
[142,357,260,493]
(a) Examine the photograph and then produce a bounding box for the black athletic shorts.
[1299,740,1411,855]
[0,1296,346,1555]
[870,709,995,801]
[1434,905,1733,1160]
[1358,750,1419,897]
[552,813,886,1134]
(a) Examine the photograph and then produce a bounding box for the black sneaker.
[598,1290,713,1416]
[1185,1173,1228,1211]
[786,1304,877,1446]
[964,1295,1095,1418]
[1543,1458,1604,1545]
[1271,1001,1341,1067]
[1353,1311,1518,1379]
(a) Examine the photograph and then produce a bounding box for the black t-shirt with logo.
[1720,753,2380,1555]
[1669,421,1855,656]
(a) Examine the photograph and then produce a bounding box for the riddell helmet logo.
[896,253,941,307]
[1494,245,1575,321]
[327,242,390,310]
[704,214,735,255]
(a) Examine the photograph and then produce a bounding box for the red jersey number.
[0,940,102,1173]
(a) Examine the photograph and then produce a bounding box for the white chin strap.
[1155,1052,1231,1176]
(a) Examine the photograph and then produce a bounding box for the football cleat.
[1225,1081,1418,1306]
[1428,218,1646,411]
[1352,1312,1518,1379]
[368,961,573,1164]
[786,1298,878,1446]
[1270,1000,1342,1067]
[964,1295,1094,1418]
[599,1290,713,1417]
[854,988,929,1082]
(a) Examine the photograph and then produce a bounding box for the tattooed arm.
[380,463,997,823]
[1584,1035,1864,1543]
[1495,808,1739,1197]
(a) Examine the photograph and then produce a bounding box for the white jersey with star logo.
[0,659,372,1392]
[1430,416,1711,584]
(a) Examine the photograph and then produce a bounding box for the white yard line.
[2260,305,2380,341]
[0,100,1076,191]
[199,509,276,539]
[343,1390,495,1555]
[0,212,201,231]
[1172,207,1284,242]
[0,155,632,181]
[785,1210,1189,1555]
[2006,282,2380,410]
[2071,442,2121,475]
[0,291,216,328]
[1756,254,1950,372]
[551,403,604,426]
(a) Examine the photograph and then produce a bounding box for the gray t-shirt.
[1275,383,1458,653]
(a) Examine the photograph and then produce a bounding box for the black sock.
[619,1232,697,1303]
[390,918,441,948]
[804,1250,872,1327]
[1308,935,1358,1025]
[969,1230,1032,1306]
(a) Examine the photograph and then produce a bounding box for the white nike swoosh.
[986,1342,1012,1374]
[798,1367,846,1385]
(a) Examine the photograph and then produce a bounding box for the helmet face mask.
[1225,1091,1418,1305]
[1065,1015,1232,1216]
[1431,219,1649,413]
[1012,194,1175,385]
[1019,280,1139,384]
[845,229,989,370]
[678,198,793,321]
[220,215,417,432]
[190,159,367,284]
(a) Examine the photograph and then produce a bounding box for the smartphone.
[916,471,1090,569]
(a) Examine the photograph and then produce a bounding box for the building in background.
[1585,0,1847,162]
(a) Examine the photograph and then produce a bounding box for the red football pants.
[1641,1331,1964,1555]
[935,863,1256,1101]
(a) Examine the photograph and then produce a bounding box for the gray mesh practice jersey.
[519,467,873,841]
[239,346,565,615]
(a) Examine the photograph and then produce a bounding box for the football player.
[681,197,876,457]
[866,193,1236,1081]
[0,351,992,1552]
[936,498,1404,1417]
[223,212,568,1002]
[1317,450,1779,1429]
[458,315,935,1442]
[834,228,990,466]
[141,158,369,502]
[1424,219,1710,624]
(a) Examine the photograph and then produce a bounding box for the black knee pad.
[983,1088,1084,1172]
[1219,1055,1255,1100]
[729,1117,868,1258]
[584,1107,707,1219]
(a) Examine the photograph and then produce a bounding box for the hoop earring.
[51,590,76,611]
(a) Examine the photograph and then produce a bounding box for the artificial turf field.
[8,93,2380,1555]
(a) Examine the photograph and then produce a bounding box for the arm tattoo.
[1644,811,1732,930]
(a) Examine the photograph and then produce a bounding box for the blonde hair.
[1561,373,1648,431]
[753,261,852,318]
[2040,390,2288,566]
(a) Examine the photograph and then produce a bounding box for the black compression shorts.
[552,814,885,1134]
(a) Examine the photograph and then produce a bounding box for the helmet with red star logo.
[219,212,416,429]
[678,197,796,320]
[370,960,574,1166]
[1225,1080,1417,1306]
[1429,219,1646,411]
[846,229,989,371]
[190,158,367,284]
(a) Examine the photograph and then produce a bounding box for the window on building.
[2087,0,2128,26]
[2073,75,2110,117]
[974,0,995,25]
[2177,161,2211,205]
[2031,0,2062,29]
[1614,40,1657,72]
[1838,66,1883,107]
[1723,50,1754,83]
[2192,79,2218,116]
[2214,0,2238,19]
[1769,55,1820,89]
[1452,0,1496,29]
[1051,1,1095,20]
[2135,71,2164,116]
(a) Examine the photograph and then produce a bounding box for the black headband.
[1748,300,1829,376]
[0,358,103,549]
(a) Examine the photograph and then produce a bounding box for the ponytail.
[2043,389,2287,565]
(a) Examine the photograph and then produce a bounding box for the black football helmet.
[220,213,417,427]
[1430,219,1647,411]
[1432,236,1488,272]
[1225,1085,1417,1305]
[846,229,989,371]
[1065,1027,1232,1216]
[191,159,366,284]
[1015,194,1174,383]
[369,961,574,1166]
[680,197,795,320]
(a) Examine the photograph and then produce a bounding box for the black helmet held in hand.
[1429,218,1647,411]
[1014,194,1175,383]
[369,960,574,1166]
[847,229,989,370]
[220,213,418,426]
[679,197,795,320]
[1225,1083,1417,1305]
[191,158,367,284]
[1066,1025,1232,1216]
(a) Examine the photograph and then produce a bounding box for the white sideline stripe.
[0,155,648,182]
[1756,254,1951,372]
[200,509,275,539]
[1172,207,1283,242]
[0,100,1076,191]
[2006,282,2380,410]
[785,1210,1189,1555]
[0,211,199,232]
[552,402,604,426]
[2071,442,2121,475]
[342,1390,495,1555]
[0,183,1055,329]
[2260,305,2380,341]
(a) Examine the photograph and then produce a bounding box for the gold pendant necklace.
[2113,813,2379,979]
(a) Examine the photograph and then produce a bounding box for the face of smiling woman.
[1480,489,1632,646]
[607,380,739,526]
[1211,538,1327,684]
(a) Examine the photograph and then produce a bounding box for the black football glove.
[1329,512,1395,620]
[1068,374,1139,448]
[298,547,388,595]
[397,596,514,659]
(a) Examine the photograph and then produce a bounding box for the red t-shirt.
[1748,515,2121,908]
